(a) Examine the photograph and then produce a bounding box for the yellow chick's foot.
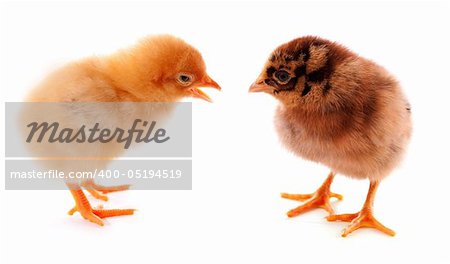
[68,189,104,226]
[327,180,395,237]
[96,184,130,194]
[327,210,395,237]
[68,189,134,226]
[83,179,130,194]
[67,206,104,226]
[281,172,342,217]
[85,188,109,201]
[69,206,135,220]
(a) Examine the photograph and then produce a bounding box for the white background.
[1,1,450,263]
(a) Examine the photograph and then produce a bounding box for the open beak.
[190,75,221,102]
[249,81,273,93]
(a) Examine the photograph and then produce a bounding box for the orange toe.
[86,189,109,201]
[282,192,343,202]
[68,189,133,226]
[282,190,343,217]
[284,192,337,217]
[282,173,342,218]
[68,206,104,226]
[92,208,135,219]
[328,210,395,237]
[82,180,130,194]
[97,184,130,194]
[69,206,134,223]
[281,193,313,201]
[326,213,358,222]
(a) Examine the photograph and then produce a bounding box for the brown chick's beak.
[249,82,273,93]
[191,76,221,102]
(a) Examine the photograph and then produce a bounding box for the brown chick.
[249,36,411,237]
[26,35,220,226]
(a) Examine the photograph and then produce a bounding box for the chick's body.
[250,36,411,237]
[26,35,220,226]
[274,52,411,181]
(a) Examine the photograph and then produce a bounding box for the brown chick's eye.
[275,70,290,83]
[177,74,193,86]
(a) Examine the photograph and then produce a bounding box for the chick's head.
[112,35,220,102]
[249,36,355,111]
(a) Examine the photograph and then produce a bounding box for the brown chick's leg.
[83,179,130,194]
[327,181,395,237]
[281,172,343,217]
[68,189,135,226]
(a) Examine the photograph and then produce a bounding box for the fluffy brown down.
[253,36,412,180]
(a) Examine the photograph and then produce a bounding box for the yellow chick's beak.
[249,81,273,93]
[190,75,221,102]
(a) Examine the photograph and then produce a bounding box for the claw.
[86,189,109,201]
[69,205,135,220]
[92,208,135,219]
[97,184,130,194]
[327,181,395,237]
[68,206,104,226]
[281,193,313,201]
[281,172,342,217]
[328,211,395,237]
[68,188,134,226]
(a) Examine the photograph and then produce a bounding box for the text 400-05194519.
[127,169,182,179]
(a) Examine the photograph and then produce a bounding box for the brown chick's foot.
[327,181,395,237]
[281,191,342,217]
[281,172,342,217]
[281,192,343,202]
[327,211,395,237]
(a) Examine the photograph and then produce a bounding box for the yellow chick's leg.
[327,180,395,237]
[281,172,343,217]
[67,185,134,226]
[84,188,109,201]
[82,179,130,194]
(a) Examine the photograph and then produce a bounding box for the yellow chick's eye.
[274,70,291,83]
[177,73,193,86]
